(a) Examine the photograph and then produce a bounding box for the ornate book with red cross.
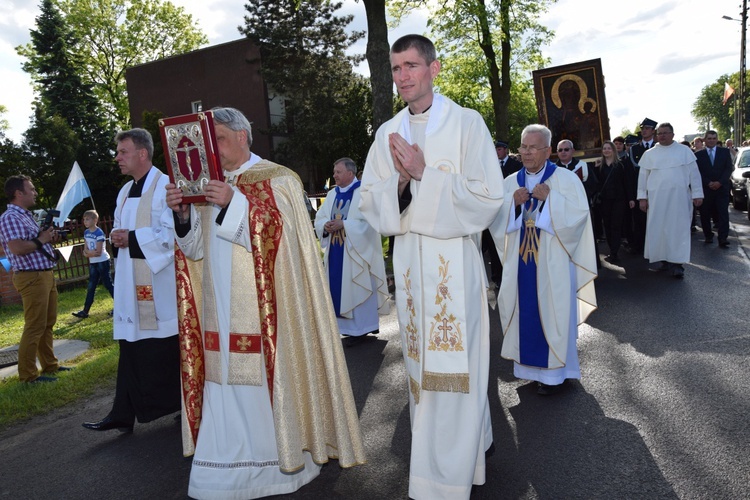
[159,111,222,204]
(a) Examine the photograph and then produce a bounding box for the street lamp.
[723,1,747,145]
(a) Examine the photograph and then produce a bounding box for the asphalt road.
[1,208,749,499]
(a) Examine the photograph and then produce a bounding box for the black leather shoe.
[704,237,713,244]
[56,366,73,372]
[28,375,57,383]
[537,382,564,395]
[719,240,730,248]
[82,416,133,433]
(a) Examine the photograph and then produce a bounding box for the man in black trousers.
[695,130,734,247]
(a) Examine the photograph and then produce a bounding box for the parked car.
[743,171,750,220]
[730,146,750,210]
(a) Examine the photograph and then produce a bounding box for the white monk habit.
[359,95,504,500]
[490,162,597,385]
[314,181,390,336]
[176,157,365,499]
[637,141,704,264]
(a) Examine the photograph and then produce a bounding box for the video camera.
[40,209,69,239]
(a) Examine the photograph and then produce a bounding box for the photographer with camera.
[0,175,72,383]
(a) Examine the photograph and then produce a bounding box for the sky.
[0,0,744,144]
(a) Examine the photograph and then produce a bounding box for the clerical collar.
[409,104,432,115]
[525,164,546,177]
[128,167,152,197]
[337,179,359,193]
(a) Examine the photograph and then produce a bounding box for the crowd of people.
[0,33,738,500]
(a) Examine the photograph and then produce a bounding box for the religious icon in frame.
[159,111,222,204]
[532,59,610,159]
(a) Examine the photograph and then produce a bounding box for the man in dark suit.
[495,140,522,178]
[627,117,657,254]
[482,140,522,288]
[695,130,734,247]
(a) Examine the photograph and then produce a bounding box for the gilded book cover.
[159,111,222,204]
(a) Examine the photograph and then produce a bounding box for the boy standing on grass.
[72,210,114,318]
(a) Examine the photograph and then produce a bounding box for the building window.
[191,100,203,113]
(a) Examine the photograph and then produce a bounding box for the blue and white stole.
[516,160,556,367]
[328,180,360,317]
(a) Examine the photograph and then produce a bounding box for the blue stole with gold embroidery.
[328,180,360,317]
[517,161,556,367]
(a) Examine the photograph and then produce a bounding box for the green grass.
[0,285,118,430]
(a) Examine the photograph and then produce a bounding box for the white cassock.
[360,94,504,500]
[490,163,597,385]
[314,181,390,336]
[177,156,365,499]
[112,166,177,341]
[638,141,704,264]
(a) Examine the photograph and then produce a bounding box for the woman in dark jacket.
[596,141,635,263]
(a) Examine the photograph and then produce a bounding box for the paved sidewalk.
[0,339,89,380]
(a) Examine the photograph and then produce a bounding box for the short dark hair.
[391,34,437,65]
[613,136,625,144]
[115,128,154,160]
[703,129,718,139]
[4,175,30,201]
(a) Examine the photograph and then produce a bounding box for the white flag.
[54,161,92,225]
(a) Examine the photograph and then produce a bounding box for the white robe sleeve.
[134,174,175,275]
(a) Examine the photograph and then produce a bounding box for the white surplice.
[112,166,177,341]
[314,182,390,336]
[360,95,504,500]
[637,141,704,264]
[490,164,597,385]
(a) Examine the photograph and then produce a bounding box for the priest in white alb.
[359,35,503,500]
[315,157,390,340]
[166,107,365,500]
[637,122,703,279]
[490,124,597,396]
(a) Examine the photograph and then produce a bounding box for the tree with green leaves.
[692,74,738,141]
[241,0,370,191]
[0,105,9,133]
[19,0,208,129]
[389,0,555,145]
[21,0,117,216]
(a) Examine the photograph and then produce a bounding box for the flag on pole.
[723,82,735,105]
[54,161,92,225]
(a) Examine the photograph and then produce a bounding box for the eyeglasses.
[557,148,571,152]
[518,144,548,153]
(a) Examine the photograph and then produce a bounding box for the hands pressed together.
[389,133,426,195]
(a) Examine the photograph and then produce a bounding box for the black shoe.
[28,375,57,383]
[672,265,684,279]
[719,240,730,248]
[704,237,713,244]
[537,382,564,395]
[82,415,134,433]
[651,261,669,272]
[72,310,89,318]
[56,366,73,372]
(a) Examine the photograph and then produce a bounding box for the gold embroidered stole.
[399,235,469,404]
[176,247,204,455]
[235,165,285,403]
[134,175,159,329]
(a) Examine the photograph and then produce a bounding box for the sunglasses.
[557,148,571,152]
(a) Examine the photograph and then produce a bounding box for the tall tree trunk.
[476,0,510,141]
[363,0,393,132]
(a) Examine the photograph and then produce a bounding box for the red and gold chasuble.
[176,170,283,454]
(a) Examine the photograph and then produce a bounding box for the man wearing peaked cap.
[627,117,657,254]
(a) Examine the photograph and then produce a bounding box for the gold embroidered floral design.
[428,255,463,352]
[403,268,420,362]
